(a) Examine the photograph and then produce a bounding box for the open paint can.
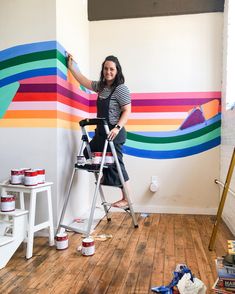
[82,237,95,256]
[1,195,15,212]
[55,232,68,250]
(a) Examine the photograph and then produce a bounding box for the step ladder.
[57,118,138,237]
[0,209,28,269]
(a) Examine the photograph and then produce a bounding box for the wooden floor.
[0,212,234,294]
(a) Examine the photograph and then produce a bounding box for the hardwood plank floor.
[0,213,234,294]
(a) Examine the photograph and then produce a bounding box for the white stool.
[0,181,55,259]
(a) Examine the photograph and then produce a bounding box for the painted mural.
[0,41,221,159]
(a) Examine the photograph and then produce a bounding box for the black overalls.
[85,87,129,187]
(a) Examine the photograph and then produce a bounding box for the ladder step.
[75,163,109,172]
[0,236,14,247]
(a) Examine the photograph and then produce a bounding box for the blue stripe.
[123,137,221,159]
[0,41,59,62]
[0,68,67,87]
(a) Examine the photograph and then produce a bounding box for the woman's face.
[103,61,117,85]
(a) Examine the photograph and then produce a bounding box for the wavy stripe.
[131,105,221,113]
[123,137,221,159]
[126,128,220,150]
[0,59,67,79]
[127,120,221,143]
[130,112,188,119]
[0,68,66,87]
[130,92,221,100]
[0,49,66,70]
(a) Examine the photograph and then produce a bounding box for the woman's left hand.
[108,127,119,141]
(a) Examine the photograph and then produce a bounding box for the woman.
[67,54,131,208]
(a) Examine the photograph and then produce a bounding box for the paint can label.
[105,152,114,165]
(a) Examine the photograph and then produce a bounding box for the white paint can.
[1,195,15,212]
[24,170,38,186]
[105,152,114,165]
[55,233,68,250]
[36,169,45,184]
[11,169,23,185]
[92,152,103,165]
[82,237,95,256]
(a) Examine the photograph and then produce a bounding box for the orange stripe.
[127,119,183,125]
[57,111,81,122]
[4,110,57,119]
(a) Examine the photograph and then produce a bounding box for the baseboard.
[222,215,235,236]
[133,205,218,215]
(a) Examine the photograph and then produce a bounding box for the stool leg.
[26,191,36,259]
[46,186,55,246]
[19,191,25,210]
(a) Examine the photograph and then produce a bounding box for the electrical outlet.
[151,176,157,183]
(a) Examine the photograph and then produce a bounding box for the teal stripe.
[0,82,20,118]
[0,58,67,79]
[125,127,221,151]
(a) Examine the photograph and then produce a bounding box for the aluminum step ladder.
[57,118,138,237]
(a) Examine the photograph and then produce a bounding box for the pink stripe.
[8,102,57,110]
[131,92,221,100]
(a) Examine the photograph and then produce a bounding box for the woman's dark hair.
[99,55,125,89]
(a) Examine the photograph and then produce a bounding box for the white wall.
[90,13,223,214]
[0,0,58,226]
[56,0,90,224]
[221,0,235,235]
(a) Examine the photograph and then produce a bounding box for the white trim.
[133,205,218,215]
[222,215,235,236]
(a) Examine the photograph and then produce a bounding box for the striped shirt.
[91,81,131,125]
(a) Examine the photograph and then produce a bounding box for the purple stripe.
[57,85,90,106]
[19,83,57,93]
[132,98,220,106]
[18,83,90,106]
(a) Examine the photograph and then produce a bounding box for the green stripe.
[0,50,67,70]
[126,120,221,143]
[0,59,59,79]
[126,127,221,151]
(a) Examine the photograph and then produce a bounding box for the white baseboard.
[133,205,218,215]
[222,215,235,236]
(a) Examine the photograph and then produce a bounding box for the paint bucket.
[55,232,68,250]
[82,237,95,256]
[92,152,103,165]
[1,195,15,212]
[36,169,46,184]
[24,170,38,186]
[77,156,86,165]
[11,169,23,185]
[105,152,114,165]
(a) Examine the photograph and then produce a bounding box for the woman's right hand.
[67,53,74,70]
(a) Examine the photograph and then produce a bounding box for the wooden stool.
[0,181,54,259]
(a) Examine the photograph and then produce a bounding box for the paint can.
[105,152,114,165]
[92,152,103,165]
[11,169,23,185]
[36,169,46,184]
[1,195,15,212]
[82,237,95,256]
[24,170,38,186]
[55,232,68,250]
[77,156,86,165]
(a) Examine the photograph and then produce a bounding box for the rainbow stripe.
[0,40,221,158]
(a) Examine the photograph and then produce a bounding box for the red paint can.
[1,195,15,212]
[82,237,95,256]
[36,169,46,184]
[24,170,38,186]
[55,233,68,250]
[11,169,23,185]
[92,152,103,165]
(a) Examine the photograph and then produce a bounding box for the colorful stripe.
[0,40,221,159]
